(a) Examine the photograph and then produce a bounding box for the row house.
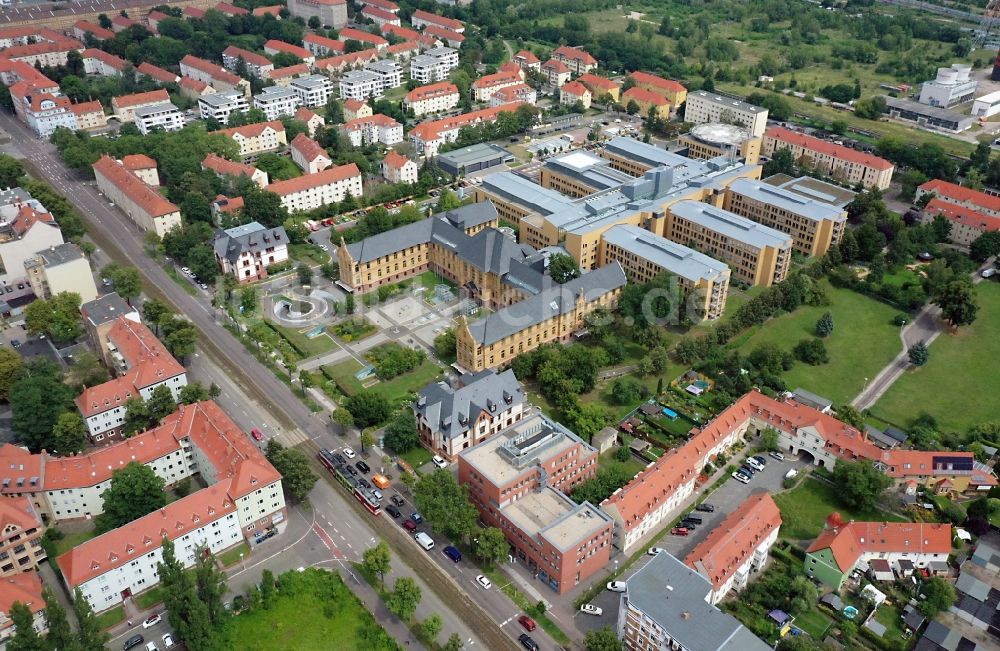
[1,37,83,67]
[407,102,523,158]
[216,120,287,158]
[361,5,400,27]
[213,222,289,283]
[577,73,620,103]
[424,24,464,49]
[313,49,379,76]
[252,86,301,120]
[268,163,363,212]
[72,20,114,42]
[221,45,274,79]
[111,89,171,123]
[264,39,315,66]
[290,133,332,174]
[551,45,597,75]
[179,55,250,96]
[197,91,249,124]
[339,27,389,50]
[404,81,460,117]
[303,33,345,58]
[385,41,420,61]
[382,151,418,184]
[490,84,536,107]
[202,153,269,187]
[411,9,464,33]
[92,155,181,236]
[135,62,178,85]
[628,71,687,108]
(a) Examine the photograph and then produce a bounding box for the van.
[684,514,703,525]
[982,268,997,279]
[372,474,390,489]
[443,545,462,562]
[415,532,434,551]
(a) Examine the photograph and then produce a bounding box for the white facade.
[972,90,1000,118]
[18,96,77,138]
[0,205,64,302]
[289,75,334,107]
[404,83,460,116]
[198,91,249,124]
[81,373,188,441]
[364,60,403,91]
[252,87,302,121]
[272,166,363,212]
[339,70,384,101]
[134,103,184,135]
[919,64,977,108]
[382,157,418,184]
[683,91,769,138]
[409,48,458,84]
[706,526,779,605]
[340,116,403,147]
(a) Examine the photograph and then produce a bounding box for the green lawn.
[873,603,907,642]
[324,358,444,404]
[225,568,398,650]
[773,478,907,540]
[598,448,647,478]
[732,281,902,406]
[94,605,126,630]
[400,445,433,470]
[873,282,1000,434]
[134,586,165,610]
[795,608,834,640]
[219,541,251,567]
[51,528,98,557]
[289,242,331,265]
[268,321,339,358]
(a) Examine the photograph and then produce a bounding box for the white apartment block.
[382,152,418,184]
[403,81,459,116]
[339,70,384,101]
[490,84,537,107]
[252,86,301,121]
[0,190,63,303]
[133,103,185,135]
[198,91,250,124]
[269,164,363,212]
[364,59,403,91]
[289,75,334,107]
[339,114,403,147]
[221,45,274,79]
[14,93,77,138]
[409,47,458,84]
[684,91,769,138]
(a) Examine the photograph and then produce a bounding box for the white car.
[732,471,751,484]
[475,575,492,589]
[142,614,162,629]
[180,267,190,276]
[162,633,175,648]
[769,451,785,461]
[580,604,603,616]
[607,581,626,592]
[343,447,357,459]
[145,643,158,651]
[432,455,448,469]
[647,547,667,556]
[319,244,329,251]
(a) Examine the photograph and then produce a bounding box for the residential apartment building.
[264,39,315,65]
[922,198,1000,247]
[457,412,612,594]
[358,0,398,12]
[70,101,106,131]
[81,48,127,77]
[339,114,403,147]
[80,292,139,362]
[287,0,348,28]
[268,64,311,87]
[268,164,363,212]
[119,155,159,187]
[628,71,687,107]
[198,91,250,124]
[290,133,332,174]
[339,28,389,49]
[577,73,620,103]
[663,201,792,287]
[382,151,418,184]
[295,107,326,137]
[471,70,522,103]
[805,520,952,589]
[552,45,597,75]
[213,221,289,282]
[217,121,287,158]
[253,86,301,121]
[0,188,63,303]
[221,45,274,79]
[179,55,251,96]
[343,98,373,122]
[134,102,184,135]
[410,9,464,33]
[302,33,345,58]
[179,77,215,100]
[722,177,847,257]
[386,41,419,61]
[135,63,178,85]
[72,20,114,42]
[404,81,460,116]
[93,156,182,237]
[490,84,536,107]
[424,25,464,49]
[24,243,98,304]
[513,50,541,72]
[289,75,333,107]
[409,47,459,84]
[684,90,769,138]
[414,369,525,459]
[408,102,524,157]
[56,401,287,613]
[684,494,781,604]
[0,497,46,576]
[0,572,47,649]
[339,70,384,101]
[541,59,571,88]
[75,316,188,442]
[1,37,83,68]
[202,153,269,187]
[622,87,670,119]
[618,552,771,651]
[8,83,77,138]
[364,59,404,91]
[559,81,592,110]
[314,49,379,76]
[598,225,731,321]
[762,127,895,190]
[361,5,400,27]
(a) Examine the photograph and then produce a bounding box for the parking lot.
[572,452,811,637]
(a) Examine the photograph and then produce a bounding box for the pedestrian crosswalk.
[277,428,310,447]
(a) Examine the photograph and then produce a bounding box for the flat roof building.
[540,150,634,198]
[684,91,769,137]
[885,96,974,133]
[680,122,761,165]
[769,174,858,209]
[437,143,513,177]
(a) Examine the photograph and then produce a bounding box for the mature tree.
[297,264,313,286]
[919,577,957,617]
[7,601,43,651]
[260,569,276,609]
[434,328,457,361]
[320,261,339,281]
[475,527,509,568]
[178,381,210,404]
[934,279,979,327]
[414,470,479,540]
[146,384,177,422]
[548,253,581,283]
[563,403,610,444]
[362,540,392,588]
[909,340,930,366]
[142,298,173,335]
[383,412,419,454]
[763,147,795,177]
[122,397,152,437]
[161,316,199,359]
[343,392,392,428]
[66,350,109,389]
[194,547,227,626]
[240,287,258,314]
[43,587,74,651]
[610,377,645,405]
[9,359,76,452]
[0,154,25,187]
[832,460,891,511]
[938,499,966,524]
[51,412,87,455]
[758,428,779,452]
[0,347,24,401]
[443,633,464,651]
[434,189,463,212]
[24,292,83,343]
[242,185,288,228]
[815,311,834,338]
[95,462,167,533]
[420,614,443,644]
[158,537,220,650]
[793,338,829,365]
[73,588,110,650]
[970,231,1000,263]
[102,264,142,304]
[386,577,422,621]
[836,405,865,430]
[265,439,318,502]
[584,626,623,651]
[331,407,354,433]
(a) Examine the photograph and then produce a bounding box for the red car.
[671,527,689,536]
[402,519,417,532]
[250,428,264,441]
[518,615,536,632]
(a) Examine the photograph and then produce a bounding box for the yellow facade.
[538,168,600,198]
[722,188,845,257]
[680,133,762,166]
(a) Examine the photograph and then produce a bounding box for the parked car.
[732,471,750,484]
[391,494,405,507]
[356,460,371,474]
[411,512,423,524]
[739,465,756,477]
[607,581,627,592]
[161,634,175,648]
[580,604,603,616]
[432,455,448,469]
[519,634,539,651]
[123,636,144,651]
[475,575,492,589]
[372,488,383,501]
[443,546,462,562]
[695,503,715,512]
[753,455,767,466]
[647,547,667,556]
[250,428,264,441]
[518,615,537,632]
[358,478,372,490]
[746,457,764,472]
[684,514,703,525]
[385,505,401,518]
[345,465,358,476]
[402,519,417,532]
[671,527,689,536]
[142,615,162,629]
[769,451,785,461]
[145,642,158,651]
[342,447,356,459]
[333,453,346,465]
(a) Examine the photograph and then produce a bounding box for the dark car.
[123,635,145,651]
[402,519,417,532]
[443,545,462,562]
[356,460,371,474]
[519,634,539,651]
[739,465,756,476]
[411,512,423,524]
[753,455,767,466]
[345,465,358,476]
[391,494,405,507]
[358,478,372,490]
[684,514,703,525]
[695,503,715,512]
[680,520,697,530]
[385,505,401,518]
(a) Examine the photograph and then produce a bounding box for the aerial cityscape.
[1,0,1000,649]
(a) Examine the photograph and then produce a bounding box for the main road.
[0,113,525,651]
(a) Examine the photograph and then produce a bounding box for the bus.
[354,486,381,515]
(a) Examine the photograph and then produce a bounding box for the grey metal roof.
[341,70,381,84]
[289,75,331,90]
[669,200,793,250]
[439,201,501,231]
[466,262,626,345]
[625,552,771,651]
[438,143,512,167]
[212,221,289,263]
[133,102,179,118]
[775,175,858,209]
[543,150,633,191]
[602,225,729,284]
[480,172,575,216]
[198,91,246,108]
[688,90,768,115]
[426,46,457,58]
[884,96,973,124]
[728,177,846,223]
[792,388,833,411]
[254,86,298,101]
[365,59,402,74]
[82,292,134,327]
[603,136,689,169]
[36,243,84,267]
[0,187,33,207]
[415,369,524,442]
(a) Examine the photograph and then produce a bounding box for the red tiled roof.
[341,113,400,131]
[183,6,206,18]
[9,81,71,113]
[303,33,346,53]
[387,41,419,55]
[0,444,43,496]
[268,63,310,79]
[202,153,259,179]
[290,133,330,162]
[73,20,114,40]
[497,61,523,77]
[11,205,55,237]
[253,4,283,16]
[339,27,388,47]
[223,45,272,68]
[0,572,44,624]
[294,106,322,123]
[147,10,169,23]
[684,493,781,590]
[180,55,243,86]
[472,70,520,90]
[362,5,398,22]
[112,89,170,110]
[412,9,463,31]
[136,62,177,84]
[919,178,1000,214]
[382,150,411,170]
[93,156,179,217]
[363,0,398,11]
[424,24,464,43]
[110,15,138,28]
[2,37,83,60]
[405,81,458,103]
[314,49,379,71]
[0,59,53,86]
[554,45,596,66]
[925,198,1000,233]
[629,71,685,95]
[492,84,534,103]
[180,77,211,92]
[217,119,286,139]
[268,163,361,196]
[381,24,420,40]
[542,59,570,74]
[807,522,952,573]
[578,73,618,91]
[212,194,244,213]
[0,26,60,41]
[70,99,103,115]
[0,496,42,537]
[514,50,539,64]
[766,127,894,172]
[215,2,249,15]
[408,102,524,142]
[623,86,669,106]
[264,39,312,60]
[82,48,127,70]
[561,81,589,98]
[121,154,157,170]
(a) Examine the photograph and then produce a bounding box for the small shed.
[593,427,618,454]
[869,559,894,582]
[902,604,925,632]
[768,609,791,627]
[864,620,887,638]
[629,439,651,456]
[791,388,833,413]
[884,426,909,445]
[820,593,845,611]
[897,559,915,577]
[928,561,950,576]
[861,584,887,608]
[639,403,661,416]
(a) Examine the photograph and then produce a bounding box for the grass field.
[325,358,444,403]
[219,541,251,567]
[774,478,907,540]
[268,322,339,358]
[288,243,331,265]
[225,568,398,650]
[400,445,433,470]
[795,609,834,640]
[134,586,165,610]
[598,447,648,478]
[873,282,1000,434]
[731,282,901,406]
[95,605,126,630]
